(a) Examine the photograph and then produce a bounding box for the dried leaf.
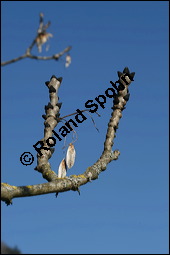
[36,33,53,52]
[66,143,76,169]
[58,158,67,178]
[65,54,71,68]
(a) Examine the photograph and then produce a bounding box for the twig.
[59,109,93,120]
[1,46,72,66]
[34,75,63,181]
[1,12,72,66]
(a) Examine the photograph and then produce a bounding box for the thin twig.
[84,111,100,132]
[1,46,72,66]
[59,109,100,132]
[1,12,72,66]
[59,109,92,120]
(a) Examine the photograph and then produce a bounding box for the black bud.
[118,83,125,91]
[45,81,50,86]
[117,71,123,78]
[45,103,53,111]
[129,72,135,80]
[56,112,60,118]
[51,75,57,80]
[48,102,54,109]
[123,93,130,101]
[113,96,119,105]
[49,86,56,93]
[42,114,47,120]
[123,67,130,74]
[56,102,62,108]
[114,126,118,132]
[45,122,51,128]
[45,105,48,112]
[57,77,63,83]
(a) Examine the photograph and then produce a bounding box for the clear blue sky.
[1,1,169,254]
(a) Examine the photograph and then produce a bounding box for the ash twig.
[1,13,72,66]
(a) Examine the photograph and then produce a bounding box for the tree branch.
[1,68,135,205]
[1,46,72,66]
[34,75,62,181]
[1,150,120,205]
[1,13,72,66]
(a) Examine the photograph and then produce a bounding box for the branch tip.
[57,77,63,83]
[45,81,50,86]
[123,67,130,74]
[50,75,57,80]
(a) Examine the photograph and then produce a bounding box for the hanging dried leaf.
[65,54,71,68]
[66,143,76,169]
[58,158,67,178]
[36,33,53,53]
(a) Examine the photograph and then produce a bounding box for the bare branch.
[1,54,28,66]
[1,150,120,206]
[34,75,63,181]
[1,46,72,66]
[1,12,72,66]
[1,68,135,205]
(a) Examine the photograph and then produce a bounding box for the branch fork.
[1,67,135,205]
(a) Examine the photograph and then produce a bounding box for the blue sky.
[1,1,169,254]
